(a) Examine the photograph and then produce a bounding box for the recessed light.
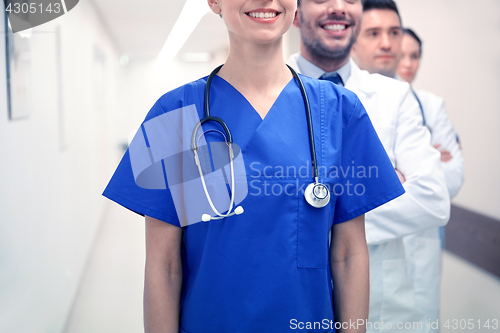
[179,52,212,63]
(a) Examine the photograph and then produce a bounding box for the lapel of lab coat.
[344,59,389,131]
[344,59,377,100]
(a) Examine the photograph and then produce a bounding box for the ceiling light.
[120,54,130,66]
[157,0,211,64]
[179,52,212,63]
[18,28,33,39]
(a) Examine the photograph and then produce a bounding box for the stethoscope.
[191,65,330,222]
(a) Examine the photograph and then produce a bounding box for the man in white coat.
[350,2,453,330]
[288,0,450,332]
[351,2,464,331]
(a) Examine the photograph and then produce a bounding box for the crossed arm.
[365,88,450,245]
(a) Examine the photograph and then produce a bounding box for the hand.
[395,169,406,184]
[433,144,453,162]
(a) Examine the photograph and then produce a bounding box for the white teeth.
[323,24,346,31]
[248,12,278,19]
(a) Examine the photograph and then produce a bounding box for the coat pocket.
[380,258,424,330]
[297,194,332,269]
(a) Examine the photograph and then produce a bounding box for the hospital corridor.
[61,203,500,333]
[1,1,500,333]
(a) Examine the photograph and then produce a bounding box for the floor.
[63,202,145,333]
[63,202,500,333]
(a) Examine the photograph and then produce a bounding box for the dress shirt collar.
[296,53,352,83]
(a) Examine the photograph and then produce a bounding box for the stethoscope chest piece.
[304,182,330,208]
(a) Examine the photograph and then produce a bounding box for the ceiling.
[91,0,229,62]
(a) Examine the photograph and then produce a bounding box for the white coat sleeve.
[427,97,465,199]
[365,88,450,245]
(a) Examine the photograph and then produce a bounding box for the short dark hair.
[362,0,401,23]
[403,28,422,57]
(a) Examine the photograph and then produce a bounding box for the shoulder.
[349,62,411,100]
[299,73,361,107]
[415,89,445,106]
[367,72,410,95]
[299,74,364,129]
[415,89,449,126]
[145,77,207,122]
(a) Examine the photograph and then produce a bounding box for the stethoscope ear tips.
[201,206,244,222]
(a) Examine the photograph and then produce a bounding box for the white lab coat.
[415,89,464,199]
[402,89,465,332]
[288,55,451,333]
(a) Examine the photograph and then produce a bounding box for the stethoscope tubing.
[285,64,319,181]
[191,64,329,219]
[192,64,319,181]
[193,146,236,218]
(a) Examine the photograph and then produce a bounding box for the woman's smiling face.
[208,0,297,45]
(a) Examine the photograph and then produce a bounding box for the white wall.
[0,2,123,332]
[116,55,229,146]
[394,0,500,220]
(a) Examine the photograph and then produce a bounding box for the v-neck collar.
[212,75,295,121]
[206,74,304,155]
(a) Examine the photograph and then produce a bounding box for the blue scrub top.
[103,74,404,333]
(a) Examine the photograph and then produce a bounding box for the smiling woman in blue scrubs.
[103,0,404,332]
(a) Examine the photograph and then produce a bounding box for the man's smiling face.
[294,0,363,63]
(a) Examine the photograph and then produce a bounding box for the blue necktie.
[319,72,344,86]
